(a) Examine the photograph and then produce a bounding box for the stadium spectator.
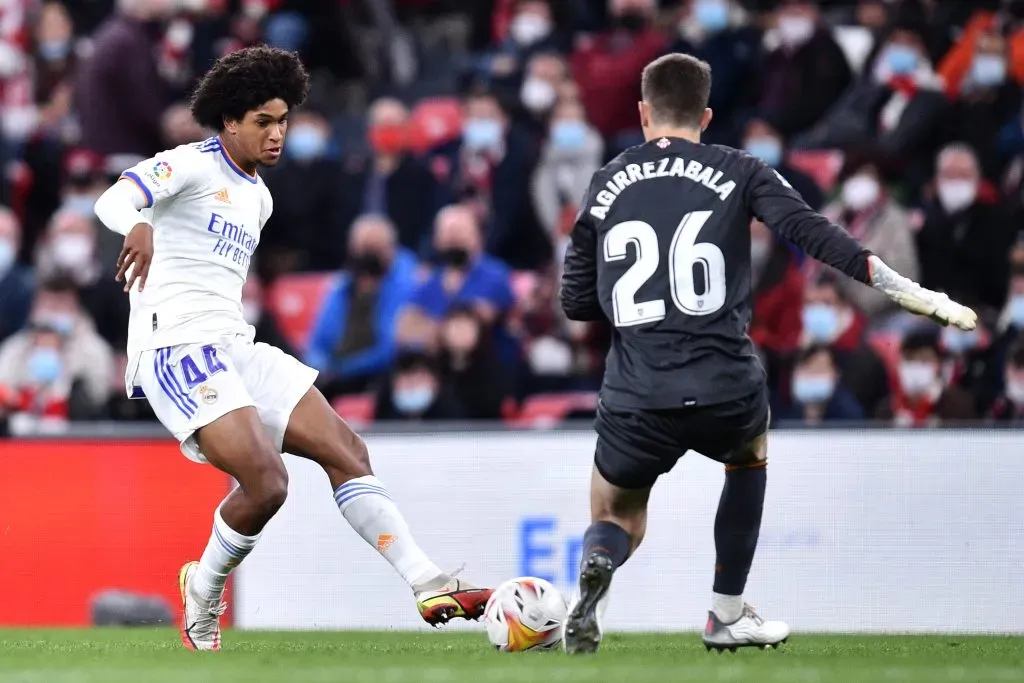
[741,118,823,209]
[989,340,1024,422]
[517,51,571,134]
[339,98,443,259]
[428,90,545,269]
[307,215,420,398]
[0,208,34,344]
[531,98,603,245]
[792,13,947,191]
[478,0,565,91]
[875,329,977,426]
[59,149,117,269]
[241,276,297,359]
[438,303,511,420]
[779,345,865,423]
[669,0,761,146]
[757,0,852,140]
[398,204,517,365]
[34,209,128,348]
[373,349,465,421]
[940,317,1001,415]
[797,278,890,416]
[749,218,804,388]
[260,107,345,275]
[916,144,1016,315]
[0,276,114,421]
[570,0,668,147]
[818,160,919,318]
[73,0,172,160]
[995,263,1024,350]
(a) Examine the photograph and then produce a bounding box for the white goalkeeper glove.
[868,256,977,331]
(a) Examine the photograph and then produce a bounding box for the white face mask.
[777,15,815,47]
[51,234,92,269]
[520,77,557,114]
[936,179,978,214]
[528,336,574,376]
[509,13,551,46]
[899,360,937,397]
[842,175,881,211]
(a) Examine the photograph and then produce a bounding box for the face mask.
[463,118,503,151]
[802,303,840,342]
[936,179,978,214]
[438,247,471,269]
[52,234,92,269]
[792,373,835,404]
[885,44,918,75]
[368,124,408,156]
[777,15,815,47]
[970,54,1007,87]
[899,360,937,396]
[528,336,573,376]
[694,0,729,33]
[1008,295,1024,327]
[394,385,435,414]
[0,239,15,277]
[750,238,770,264]
[509,13,551,46]
[551,120,588,151]
[616,11,649,33]
[28,347,62,384]
[520,77,557,114]
[285,126,328,161]
[38,40,70,62]
[62,194,98,217]
[1006,379,1024,404]
[746,138,782,167]
[349,253,386,278]
[842,175,881,211]
[242,300,261,325]
[942,327,979,354]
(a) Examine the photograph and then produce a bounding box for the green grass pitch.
[1,629,1022,683]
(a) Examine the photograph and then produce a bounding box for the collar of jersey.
[216,136,259,184]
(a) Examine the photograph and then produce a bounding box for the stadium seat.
[786,149,845,193]
[512,392,599,428]
[267,272,337,350]
[331,394,376,427]
[409,96,463,153]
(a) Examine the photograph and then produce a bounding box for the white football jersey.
[119,136,272,382]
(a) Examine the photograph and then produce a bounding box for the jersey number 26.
[604,210,726,327]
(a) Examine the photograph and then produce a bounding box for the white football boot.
[178,561,227,651]
[703,603,790,652]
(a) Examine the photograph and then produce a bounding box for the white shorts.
[135,336,319,463]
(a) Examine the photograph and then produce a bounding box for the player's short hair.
[189,46,310,130]
[641,53,712,129]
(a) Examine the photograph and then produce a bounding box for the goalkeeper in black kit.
[558,53,976,654]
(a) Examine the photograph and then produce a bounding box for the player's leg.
[695,392,789,651]
[137,344,285,651]
[564,403,670,654]
[237,340,491,625]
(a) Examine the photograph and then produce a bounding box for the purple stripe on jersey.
[155,348,194,418]
[121,171,153,207]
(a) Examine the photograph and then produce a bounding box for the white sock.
[191,505,261,603]
[334,476,444,590]
[712,592,743,624]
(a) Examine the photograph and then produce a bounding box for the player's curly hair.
[189,46,310,130]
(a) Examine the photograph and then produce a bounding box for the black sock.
[713,464,766,596]
[581,521,631,570]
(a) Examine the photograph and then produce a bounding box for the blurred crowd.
[2,0,1024,430]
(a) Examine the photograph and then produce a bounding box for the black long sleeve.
[745,163,872,284]
[559,208,604,321]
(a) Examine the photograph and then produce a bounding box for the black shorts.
[594,389,770,490]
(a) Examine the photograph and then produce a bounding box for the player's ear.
[700,108,713,133]
[638,101,650,130]
[222,117,238,136]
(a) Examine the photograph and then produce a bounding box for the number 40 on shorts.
[180,344,228,389]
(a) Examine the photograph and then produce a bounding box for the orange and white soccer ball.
[483,577,568,652]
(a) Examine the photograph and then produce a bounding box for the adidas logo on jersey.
[214,188,230,203]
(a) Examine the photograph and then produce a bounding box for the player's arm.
[745,163,977,331]
[559,208,603,322]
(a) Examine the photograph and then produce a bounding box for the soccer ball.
[483,577,568,652]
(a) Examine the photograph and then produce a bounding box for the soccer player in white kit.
[93,47,492,651]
